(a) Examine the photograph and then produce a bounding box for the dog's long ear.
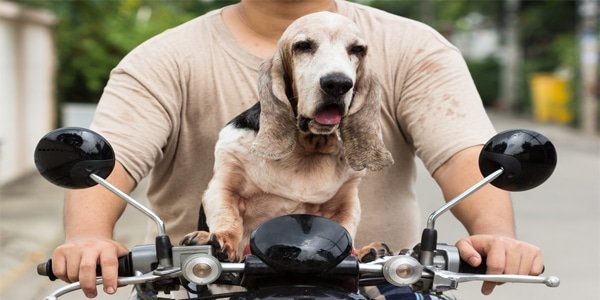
[250,52,297,160]
[341,65,394,171]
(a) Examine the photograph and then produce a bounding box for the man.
[50,0,543,298]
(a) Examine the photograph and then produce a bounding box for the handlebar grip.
[458,256,546,275]
[37,259,58,281]
[37,254,134,281]
[458,256,487,274]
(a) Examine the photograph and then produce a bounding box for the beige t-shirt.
[91,1,495,250]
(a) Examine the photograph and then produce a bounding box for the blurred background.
[0,0,598,299]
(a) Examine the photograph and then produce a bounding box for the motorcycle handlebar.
[37,248,558,300]
[36,251,488,281]
[457,257,545,275]
[458,257,488,274]
[37,254,135,281]
[36,251,489,283]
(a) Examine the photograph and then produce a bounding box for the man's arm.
[51,161,135,298]
[433,145,544,295]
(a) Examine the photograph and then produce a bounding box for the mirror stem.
[89,174,167,236]
[90,174,173,268]
[419,168,504,267]
[426,168,504,230]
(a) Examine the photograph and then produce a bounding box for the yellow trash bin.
[530,74,573,123]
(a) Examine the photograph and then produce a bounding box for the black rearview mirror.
[34,127,116,189]
[479,129,557,192]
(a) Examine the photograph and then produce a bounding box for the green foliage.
[520,1,577,72]
[14,0,234,103]
[467,57,500,107]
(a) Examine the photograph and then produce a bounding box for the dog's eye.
[349,44,366,56]
[293,40,314,53]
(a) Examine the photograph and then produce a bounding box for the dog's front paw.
[180,230,242,262]
[180,231,207,245]
[355,242,392,263]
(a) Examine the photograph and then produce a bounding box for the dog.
[181,12,394,262]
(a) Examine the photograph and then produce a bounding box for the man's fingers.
[532,252,545,275]
[485,238,506,275]
[51,251,68,282]
[455,238,482,266]
[79,251,100,298]
[100,248,119,295]
[517,245,539,276]
[65,250,82,283]
[481,281,497,295]
[504,242,522,275]
[480,237,506,294]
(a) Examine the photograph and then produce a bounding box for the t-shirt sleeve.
[90,34,185,184]
[395,25,496,175]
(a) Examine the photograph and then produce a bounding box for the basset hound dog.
[182,11,394,262]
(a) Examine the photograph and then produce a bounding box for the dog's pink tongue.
[315,107,342,125]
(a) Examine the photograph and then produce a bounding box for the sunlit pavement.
[1,111,598,300]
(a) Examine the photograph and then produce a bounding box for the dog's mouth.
[314,103,343,126]
[298,103,345,134]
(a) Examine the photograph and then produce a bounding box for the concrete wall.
[0,2,56,185]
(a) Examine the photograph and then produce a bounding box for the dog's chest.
[218,126,362,204]
[245,154,352,203]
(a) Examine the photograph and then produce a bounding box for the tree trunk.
[499,0,521,112]
[579,0,598,134]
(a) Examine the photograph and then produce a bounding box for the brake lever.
[427,267,560,292]
[44,272,165,300]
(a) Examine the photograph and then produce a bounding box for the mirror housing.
[479,129,557,191]
[34,127,115,189]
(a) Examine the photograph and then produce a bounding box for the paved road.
[0,112,598,299]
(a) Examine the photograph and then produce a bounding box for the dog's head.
[252,12,393,171]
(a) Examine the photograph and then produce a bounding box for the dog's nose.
[320,73,353,97]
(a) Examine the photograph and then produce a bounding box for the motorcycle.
[33,127,560,299]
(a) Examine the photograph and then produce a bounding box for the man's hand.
[456,235,545,295]
[52,237,129,298]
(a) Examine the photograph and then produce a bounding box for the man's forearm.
[433,146,516,237]
[63,161,135,240]
[452,186,516,237]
